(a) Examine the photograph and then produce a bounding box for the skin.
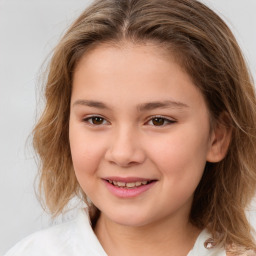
[69,42,230,256]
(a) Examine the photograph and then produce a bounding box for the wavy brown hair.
[33,0,256,251]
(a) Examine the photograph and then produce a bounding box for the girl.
[5,0,256,255]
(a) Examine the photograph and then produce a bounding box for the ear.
[206,112,232,163]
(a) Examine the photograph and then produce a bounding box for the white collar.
[76,208,225,256]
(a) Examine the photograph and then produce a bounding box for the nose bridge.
[105,123,145,167]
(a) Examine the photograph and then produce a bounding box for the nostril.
[108,160,141,167]
[105,143,146,167]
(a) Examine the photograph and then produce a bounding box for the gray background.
[1,0,256,254]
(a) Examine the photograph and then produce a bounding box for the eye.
[147,116,176,126]
[83,116,108,125]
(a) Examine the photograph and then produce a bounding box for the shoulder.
[4,208,107,256]
[226,245,256,256]
[4,218,79,256]
[189,229,256,256]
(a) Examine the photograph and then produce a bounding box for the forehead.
[74,41,179,72]
[72,42,206,113]
[73,41,190,89]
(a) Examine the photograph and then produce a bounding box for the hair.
[33,0,256,252]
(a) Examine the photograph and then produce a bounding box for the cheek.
[146,128,210,206]
[146,125,210,179]
[69,125,106,179]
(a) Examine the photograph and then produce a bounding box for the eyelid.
[82,115,110,126]
[146,115,176,126]
[81,114,176,127]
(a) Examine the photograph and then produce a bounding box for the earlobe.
[206,113,232,163]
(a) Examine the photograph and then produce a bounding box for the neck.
[94,213,201,256]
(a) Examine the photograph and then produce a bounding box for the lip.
[103,176,153,183]
[103,177,157,198]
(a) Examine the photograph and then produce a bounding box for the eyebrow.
[72,99,109,109]
[137,100,189,111]
[72,99,189,111]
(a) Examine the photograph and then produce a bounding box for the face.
[69,42,214,227]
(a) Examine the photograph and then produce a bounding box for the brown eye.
[148,116,175,126]
[84,116,107,125]
[152,117,165,126]
[91,117,104,125]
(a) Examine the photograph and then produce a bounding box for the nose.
[104,126,146,167]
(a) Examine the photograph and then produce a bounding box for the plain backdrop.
[0,0,256,254]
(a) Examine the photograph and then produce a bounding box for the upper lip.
[103,176,156,183]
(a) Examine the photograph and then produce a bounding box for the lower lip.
[103,180,156,198]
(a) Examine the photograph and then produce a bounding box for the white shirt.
[4,208,226,256]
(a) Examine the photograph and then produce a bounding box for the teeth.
[117,181,125,187]
[108,180,149,188]
[126,182,136,188]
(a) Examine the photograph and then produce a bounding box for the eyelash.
[146,115,176,126]
[82,115,176,127]
[83,115,109,126]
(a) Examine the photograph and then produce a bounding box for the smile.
[103,177,157,198]
[107,180,150,188]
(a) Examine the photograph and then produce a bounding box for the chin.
[103,209,156,227]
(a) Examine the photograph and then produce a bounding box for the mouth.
[106,179,154,189]
[102,177,157,198]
